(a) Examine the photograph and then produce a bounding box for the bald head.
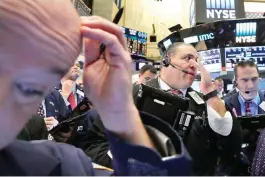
[0,0,81,66]
[0,0,82,149]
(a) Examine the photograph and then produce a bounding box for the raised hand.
[80,16,153,148]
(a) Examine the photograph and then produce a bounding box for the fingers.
[81,26,128,65]
[189,58,204,71]
[81,16,127,50]
[44,117,55,121]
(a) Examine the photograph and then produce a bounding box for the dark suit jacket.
[252,128,265,176]
[17,115,48,141]
[224,91,265,117]
[1,122,191,175]
[223,88,238,99]
[133,78,242,175]
[45,89,70,122]
[44,89,97,149]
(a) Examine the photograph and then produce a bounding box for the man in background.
[213,77,224,98]
[133,64,157,86]
[224,60,264,116]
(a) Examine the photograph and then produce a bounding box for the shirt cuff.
[207,105,233,136]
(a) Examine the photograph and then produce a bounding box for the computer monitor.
[225,46,265,71]
[227,84,234,91]
[259,78,265,91]
[198,48,222,72]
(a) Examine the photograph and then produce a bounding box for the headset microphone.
[168,62,191,74]
[162,56,194,76]
[234,82,251,94]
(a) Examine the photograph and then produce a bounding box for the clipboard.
[49,97,91,134]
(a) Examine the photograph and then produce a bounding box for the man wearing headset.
[224,60,265,175]
[224,60,264,116]
[133,42,242,175]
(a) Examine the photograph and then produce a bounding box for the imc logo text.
[236,22,257,43]
[206,0,236,19]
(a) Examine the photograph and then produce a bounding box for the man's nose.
[246,80,254,88]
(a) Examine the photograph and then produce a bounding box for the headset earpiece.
[162,56,170,67]
[234,80,237,87]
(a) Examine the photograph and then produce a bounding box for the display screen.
[136,61,148,71]
[121,26,148,57]
[225,46,265,71]
[198,48,222,72]
[227,84,234,91]
[158,18,265,53]
[259,79,265,91]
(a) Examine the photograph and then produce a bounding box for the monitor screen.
[121,27,148,57]
[259,79,265,91]
[225,46,265,71]
[227,84,234,91]
[198,48,222,72]
[163,39,172,49]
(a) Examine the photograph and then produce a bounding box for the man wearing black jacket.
[83,42,242,175]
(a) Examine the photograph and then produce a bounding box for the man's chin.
[241,92,257,100]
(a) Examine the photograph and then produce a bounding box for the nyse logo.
[236,22,257,43]
[206,0,236,19]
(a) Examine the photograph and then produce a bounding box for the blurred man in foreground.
[0,0,191,175]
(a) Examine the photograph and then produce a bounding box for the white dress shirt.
[158,78,233,136]
[41,100,47,117]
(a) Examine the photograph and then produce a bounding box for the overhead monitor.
[121,26,148,57]
[224,46,265,71]
[198,48,222,72]
[227,84,234,91]
[259,79,265,91]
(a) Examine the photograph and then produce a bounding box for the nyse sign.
[236,36,256,43]
[206,9,236,19]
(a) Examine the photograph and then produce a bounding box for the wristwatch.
[203,90,218,101]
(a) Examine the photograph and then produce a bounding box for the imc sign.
[195,0,245,23]
[236,22,257,43]
[206,0,235,19]
[183,33,215,44]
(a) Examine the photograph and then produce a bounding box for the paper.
[188,91,205,105]
[259,101,265,112]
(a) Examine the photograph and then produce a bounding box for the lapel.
[75,85,84,104]
[228,92,242,117]
[4,140,59,175]
[258,91,265,114]
[44,99,58,117]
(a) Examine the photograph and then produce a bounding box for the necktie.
[37,104,45,117]
[68,92,77,110]
[245,101,252,116]
[168,89,183,96]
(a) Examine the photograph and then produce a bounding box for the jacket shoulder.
[6,140,94,175]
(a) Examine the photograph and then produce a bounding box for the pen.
[99,7,124,56]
